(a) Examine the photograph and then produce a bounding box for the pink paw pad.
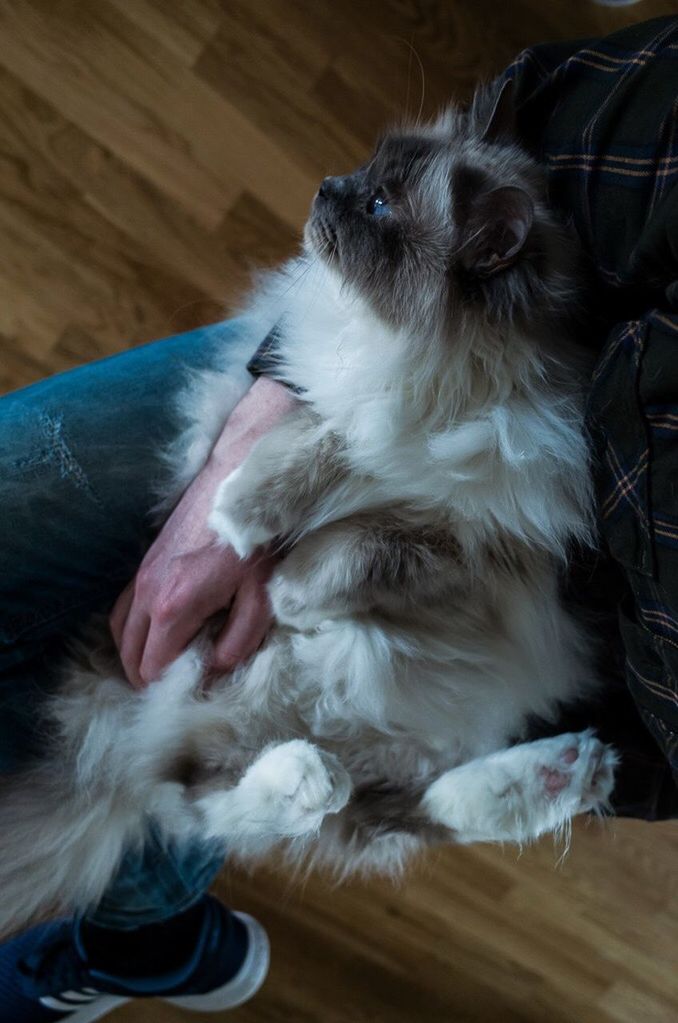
[540,766,569,797]
[539,747,579,798]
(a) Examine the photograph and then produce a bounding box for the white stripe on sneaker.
[40,997,81,1010]
[39,994,129,1021]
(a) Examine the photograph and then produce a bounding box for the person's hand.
[109,479,279,687]
[110,376,297,687]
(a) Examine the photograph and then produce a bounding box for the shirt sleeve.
[246,327,304,394]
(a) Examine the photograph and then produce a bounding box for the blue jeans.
[0,321,247,928]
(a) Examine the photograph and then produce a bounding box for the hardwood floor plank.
[0,0,314,229]
[194,0,399,178]
[107,0,223,66]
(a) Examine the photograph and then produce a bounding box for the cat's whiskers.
[450,222,488,259]
[395,36,426,125]
[264,236,334,351]
[274,248,324,303]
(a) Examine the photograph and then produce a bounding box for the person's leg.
[0,321,248,925]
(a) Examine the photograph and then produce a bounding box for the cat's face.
[306,134,455,329]
[304,99,553,336]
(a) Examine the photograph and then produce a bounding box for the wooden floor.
[1,0,677,1020]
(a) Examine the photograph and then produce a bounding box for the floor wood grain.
[1,1,677,1020]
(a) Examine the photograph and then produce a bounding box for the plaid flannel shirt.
[505,16,678,815]
[248,16,678,818]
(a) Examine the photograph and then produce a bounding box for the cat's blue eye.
[367,191,392,217]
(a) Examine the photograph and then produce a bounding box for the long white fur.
[0,185,616,939]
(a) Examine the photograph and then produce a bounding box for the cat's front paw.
[208,466,275,559]
[242,740,352,836]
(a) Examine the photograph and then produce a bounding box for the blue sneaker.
[0,896,269,1021]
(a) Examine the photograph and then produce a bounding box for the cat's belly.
[234,616,544,767]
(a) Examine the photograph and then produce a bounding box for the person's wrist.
[208,376,297,469]
[172,378,296,538]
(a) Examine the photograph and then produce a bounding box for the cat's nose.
[318,176,344,200]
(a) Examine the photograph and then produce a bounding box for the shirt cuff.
[247,327,304,394]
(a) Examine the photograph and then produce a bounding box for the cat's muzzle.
[305,212,338,261]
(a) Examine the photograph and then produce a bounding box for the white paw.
[242,740,352,836]
[531,730,617,814]
[423,731,617,845]
[208,468,272,559]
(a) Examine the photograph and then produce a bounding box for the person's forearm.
[164,376,298,549]
[111,375,297,685]
[206,375,298,478]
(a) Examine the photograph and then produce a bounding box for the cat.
[0,80,617,938]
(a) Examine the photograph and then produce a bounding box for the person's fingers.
[210,575,273,674]
[109,582,134,650]
[136,570,234,684]
[112,548,266,687]
[137,610,206,685]
[110,580,152,688]
[117,605,152,689]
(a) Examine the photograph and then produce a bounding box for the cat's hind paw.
[422,730,617,846]
[534,730,617,814]
[242,740,352,836]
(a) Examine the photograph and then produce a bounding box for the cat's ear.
[458,185,534,276]
[481,78,516,143]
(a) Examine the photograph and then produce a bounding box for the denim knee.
[87,825,227,929]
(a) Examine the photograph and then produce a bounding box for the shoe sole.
[164,911,270,1011]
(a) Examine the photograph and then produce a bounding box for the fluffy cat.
[0,82,617,938]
